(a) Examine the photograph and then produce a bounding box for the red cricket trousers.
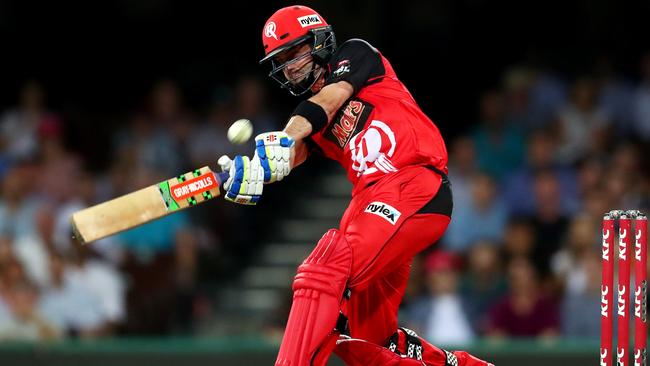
[339,165,452,345]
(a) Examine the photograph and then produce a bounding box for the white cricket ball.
[227,119,253,145]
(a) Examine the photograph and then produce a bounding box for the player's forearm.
[284,115,313,141]
[284,81,353,141]
[291,140,309,168]
[308,81,353,120]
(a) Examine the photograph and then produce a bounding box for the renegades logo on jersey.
[326,99,373,149]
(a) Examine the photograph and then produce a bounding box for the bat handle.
[216,171,230,185]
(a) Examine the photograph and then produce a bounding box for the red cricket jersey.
[308,39,448,195]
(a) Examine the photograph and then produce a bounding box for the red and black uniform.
[301,39,457,359]
[310,37,452,307]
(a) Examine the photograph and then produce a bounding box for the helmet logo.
[297,14,322,28]
[264,21,278,40]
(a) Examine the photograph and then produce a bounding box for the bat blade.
[71,166,225,244]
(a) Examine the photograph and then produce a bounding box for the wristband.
[291,100,328,135]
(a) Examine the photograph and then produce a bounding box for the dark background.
[2,0,649,165]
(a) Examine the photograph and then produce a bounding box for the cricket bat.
[71,166,228,244]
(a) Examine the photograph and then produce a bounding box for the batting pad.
[275,229,352,366]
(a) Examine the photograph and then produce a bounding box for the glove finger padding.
[223,155,263,205]
[255,131,294,183]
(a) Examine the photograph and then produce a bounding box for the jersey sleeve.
[324,39,385,94]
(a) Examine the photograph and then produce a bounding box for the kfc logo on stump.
[602,229,610,260]
[601,285,609,317]
[619,228,628,260]
[618,284,627,317]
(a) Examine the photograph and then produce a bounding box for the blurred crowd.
[0,50,649,344]
[401,54,650,345]
[0,76,281,341]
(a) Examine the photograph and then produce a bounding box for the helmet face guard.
[261,26,336,96]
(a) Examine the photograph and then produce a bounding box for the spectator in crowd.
[0,163,54,289]
[554,76,610,164]
[170,229,202,334]
[0,163,40,240]
[113,113,183,178]
[188,85,239,167]
[501,66,532,128]
[0,281,60,341]
[603,143,645,210]
[403,251,474,346]
[528,170,570,277]
[11,206,54,289]
[444,173,507,252]
[0,240,16,325]
[471,90,526,182]
[485,257,559,338]
[503,130,579,216]
[0,81,52,163]
[501,217,535,262]
[594,55,636,137]
[560,250,601,338]
[0,253,60,341]
[525,67,568,131]
[39,253,106,338]
[446,136,478,211]
[34,116,85,254]
[551,215,599,293]
[459,241,507,334]
[575,157,605,197]
[232,75,280,133]
[65,244,125,334]
[113,80,193,177]
[580,186,614,223]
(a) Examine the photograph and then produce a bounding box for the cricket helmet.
[259,5,336,96]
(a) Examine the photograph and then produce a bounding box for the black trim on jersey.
[417,167,453,217]
[325,39,385,94]
[303,135,325,156]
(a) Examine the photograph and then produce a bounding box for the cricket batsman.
[218,5,493,366]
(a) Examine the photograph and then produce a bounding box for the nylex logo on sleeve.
[365,201,401,225]
[297,14,322,27]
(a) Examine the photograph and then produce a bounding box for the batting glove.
[254,131,295,183]
[218,155,264,205]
